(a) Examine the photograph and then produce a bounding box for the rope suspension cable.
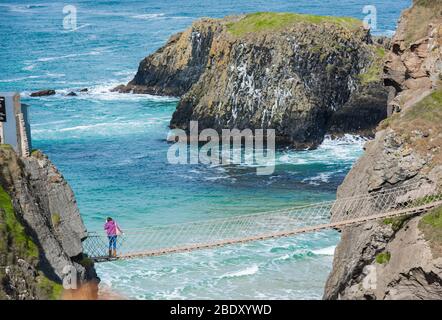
[84,182,442,261]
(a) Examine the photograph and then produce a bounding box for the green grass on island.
[226,12,362,36]
[359,46,386,85]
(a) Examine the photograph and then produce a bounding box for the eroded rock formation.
[116,13,388,149]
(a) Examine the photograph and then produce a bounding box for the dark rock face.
[117,14,388,149]
[66,92,77,97]
[0,147,99,299]
[115,18,225,96]
[30,90,56,97]
[327,82,388,137]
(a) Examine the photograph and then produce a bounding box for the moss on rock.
[0,185,63,300]
[0,185,38,259]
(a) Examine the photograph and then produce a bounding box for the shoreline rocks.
[30,89,56,97]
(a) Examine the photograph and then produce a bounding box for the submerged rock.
[117,13,388,148]
[66,91,77,96]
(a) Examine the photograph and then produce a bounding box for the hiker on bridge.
[104,217,123,257]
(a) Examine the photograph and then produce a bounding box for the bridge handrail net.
[83,182,442,259]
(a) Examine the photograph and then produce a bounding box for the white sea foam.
[0,75,42,83]
[84,82,179,102]
[132,13,165,20]
[37,50,103,62]
[63,23,92,32]
[22,64,36,71]
[277,134,367,167]
[311,246,336,256]
[221,265,259,279]
[302,172,333,186]
[0,3,50,13]
[21,79,179,103]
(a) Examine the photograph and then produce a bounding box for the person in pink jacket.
[104,217,122,257]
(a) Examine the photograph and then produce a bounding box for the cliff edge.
[0,146,99,300]
[324,0,442,300]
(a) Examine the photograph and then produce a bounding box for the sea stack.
[116,12,389,149]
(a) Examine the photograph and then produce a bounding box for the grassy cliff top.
[414,0,442,8]
[226,12,362,36]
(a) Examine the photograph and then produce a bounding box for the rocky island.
[115,12,389,149]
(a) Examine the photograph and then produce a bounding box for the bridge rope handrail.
[83,181,442,260]
[87,181,425,233]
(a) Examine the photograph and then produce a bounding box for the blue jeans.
[108,235,117,250]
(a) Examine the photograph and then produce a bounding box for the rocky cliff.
[116,12,388,149]
[0,146,99,300]
[324,0,442,300]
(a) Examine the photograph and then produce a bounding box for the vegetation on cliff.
[359,47,386,85]
[226,12,361,36]
[0,145,98,300]
[379,88,442,167]
[419,205,442,258]
[0,184,62,300]
[402,0,442,45]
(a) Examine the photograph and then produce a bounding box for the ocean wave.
[21,80,179,103]
[1,3,50,13]
[84,83,179,102]
[32,119,166,135]
[321,134,368,146]
[0,75,42,83]
[277,134,366,167]
[0,71,64,83]
[22,64,36,71]
[63,23,92,32]
[302,172,333,186]
[37,50,104,62]
[131,13,165,20]
[311,246,336,256]
[221,265,259,279]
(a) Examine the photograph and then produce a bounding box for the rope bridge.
[83,182,442,262]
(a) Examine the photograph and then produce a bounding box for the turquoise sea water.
[1,0,411,299]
